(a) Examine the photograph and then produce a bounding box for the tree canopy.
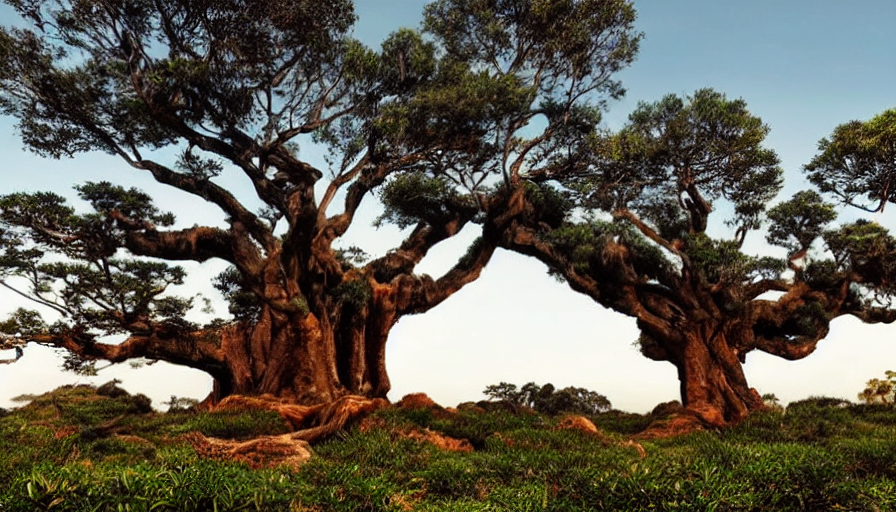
[0,0,641,405]
[806,108,896,213]
[500,97,896,426]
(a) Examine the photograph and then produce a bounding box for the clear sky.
[1,0,895,412]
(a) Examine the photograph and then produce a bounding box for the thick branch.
[683,182,711,234]
[613,208,684,258]
[744,278,790,300]
[396,224,501,315]
[122,225,236,264]
[850,307,896,325]
[500,219,677,337]
[751,335,822,361]
[27,326,224,374]
[320,154,426,240]
[132,159,275,250]
[368,219,471,283]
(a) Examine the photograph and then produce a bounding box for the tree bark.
[648,323,764,427]
[203,298,394,406]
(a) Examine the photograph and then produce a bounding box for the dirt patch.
[636,414,705,439]
[396,393,439,410]
[53,425,80,439]
[402,428,473,453]
[555,415,647,458]
[396,393,454,418]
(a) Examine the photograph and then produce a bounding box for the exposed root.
[184,432,312,471]
[214,394,389,442]
[186,394,388,469]
[621,439,647,459]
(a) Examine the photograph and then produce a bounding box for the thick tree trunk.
[666,327,764,427]
[203,301,392,406]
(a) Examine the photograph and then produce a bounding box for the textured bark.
[661,327,763,427]
[199,281,401,405]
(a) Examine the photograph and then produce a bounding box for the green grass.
[1,386,895,511]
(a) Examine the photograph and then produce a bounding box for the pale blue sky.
[1,1,894,412]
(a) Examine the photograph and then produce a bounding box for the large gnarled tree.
[0,0,640,405]
[502,94,896,426]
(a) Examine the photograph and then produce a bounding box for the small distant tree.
[482,382,523,404]
[858,371,896,405]
[483,381,611,415]
[761,393,783,411]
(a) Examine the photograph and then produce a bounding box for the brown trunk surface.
[671,327,764,427]
[203,300,392,406]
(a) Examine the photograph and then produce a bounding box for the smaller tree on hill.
[483,381,612,415]
[858,370,896,405]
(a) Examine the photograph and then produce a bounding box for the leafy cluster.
[483,381,612,415]
[0,183,193,335]
[806,108,896,213]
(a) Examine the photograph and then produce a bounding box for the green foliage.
[172,410,292,440]
[0,186,193,337]
[376,173,474,229]
[334,245,371,267]
[5,387,896,511]
[521,181,572,229]
[0,0,358,156]
[583,88,783,233]
[766,190,837,256]
[162,396,200,413]
[424,0,640,95]
[545,219,674,285]
[824,220,896,292]
[212,265,261,322]
[0,308,46,336]
[74,181,176,227]
[548,88,792,308]
[330,278,372,310]
[483,381,612,415]
[806,107,896,213]
[684,234,753,285]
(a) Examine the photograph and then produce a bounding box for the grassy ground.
[0,385,894,511]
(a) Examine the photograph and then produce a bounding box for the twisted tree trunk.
[202,282,400,405]
[666,326,764,427]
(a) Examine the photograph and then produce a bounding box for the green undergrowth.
[1,386,895,511]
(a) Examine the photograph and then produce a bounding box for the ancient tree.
[0,0,640,405]
[502,95,896,426]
